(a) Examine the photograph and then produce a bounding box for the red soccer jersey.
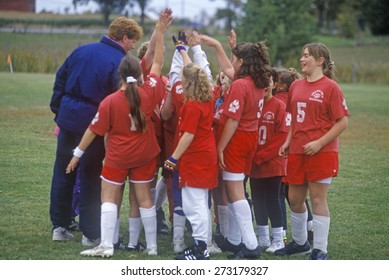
[274,91,289,106]
[219,76,265,132]
[250,97,288,178]
[178,100,218,189]
[287,76,349,154]
[89,73,164,169]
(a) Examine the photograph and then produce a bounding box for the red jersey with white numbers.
[89,73,164,169]
[287,76,349,154]
[250,97,288,178]
[178,100,218,189]
[219,76,265,132]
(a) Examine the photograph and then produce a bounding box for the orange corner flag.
[7,54,11,64]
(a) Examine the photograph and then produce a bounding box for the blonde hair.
[181,63,213,103]
[108,17,143,42]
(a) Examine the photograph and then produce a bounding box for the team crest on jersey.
[309,90,324,103]
[91,112,99,125]
[228,99,240,113]
[262,111,275,124]
[175,84,184,95]
[149,77,157,87]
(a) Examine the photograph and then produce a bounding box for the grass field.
[0,72,388,260]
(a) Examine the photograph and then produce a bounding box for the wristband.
[163,156,177,172]
[73,147,84,158]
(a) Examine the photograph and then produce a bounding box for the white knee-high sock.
[218,205,229,238]
[257,225,270,246]
[313,214,330,253]
[140,206,157,249]
[291,210,308,245]
[155,177,167,209]
[113,217,120,244]
[207,208,213,244]
[128,217,141,247]
[227,203,241,246]
[232,199,258,250]
[101,202,117,248]
[173,213,186,245]
[272,227,284,243]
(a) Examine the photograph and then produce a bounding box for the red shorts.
[101,158,157,185]
[286,152,338,185]
[222,130,257,175]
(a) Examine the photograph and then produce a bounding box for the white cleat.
[80,244,114,258]
[265,240,285,253]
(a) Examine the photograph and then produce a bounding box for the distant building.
[0,0,35,12]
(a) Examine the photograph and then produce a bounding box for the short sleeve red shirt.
[287,76,349,154]
[250,97,288,178]
[89,73,164,169]
[219,76,265,132]
[178,100,218,189]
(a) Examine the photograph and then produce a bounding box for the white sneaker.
[52,227,73,241]
[265,240,285,253]
[82,235,100,247]
[173,241,186,253]
[207,241,222,254]
[144,245,158,256]
[258,239,271,250]
[80,244,114,258]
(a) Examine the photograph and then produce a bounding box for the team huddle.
[49,8,349,260]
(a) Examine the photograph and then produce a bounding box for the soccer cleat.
[228,244,260,259]
[309,249,329,260]
[207,241,222,254]
[52,227,73,241]
[114,241,127,251]
[265,240,285,253]
[126,242,146,252]
[258,239,271,250]
[274,240,311,256]
[144,245,158,256]
[80,244,114,258]
[81,235,100,247]
[175,241,209,260]
[214,236,242,253]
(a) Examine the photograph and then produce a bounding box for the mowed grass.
[0,72,388,260]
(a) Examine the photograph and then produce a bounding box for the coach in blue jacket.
[49,17,143,245]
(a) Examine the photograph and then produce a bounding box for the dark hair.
[231,41,270,88]
[302,43,336,80]
[276,67,301,91]
[118,54,147,133]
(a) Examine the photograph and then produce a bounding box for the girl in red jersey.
[164,60,218,260]
[249,68,288,254]
[201,34,271,259]
[274,67,315,245]
[65,13,173,258]
[275,43,349,260]
[162,31,215,254]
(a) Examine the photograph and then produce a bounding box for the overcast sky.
[35,0,226,20]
